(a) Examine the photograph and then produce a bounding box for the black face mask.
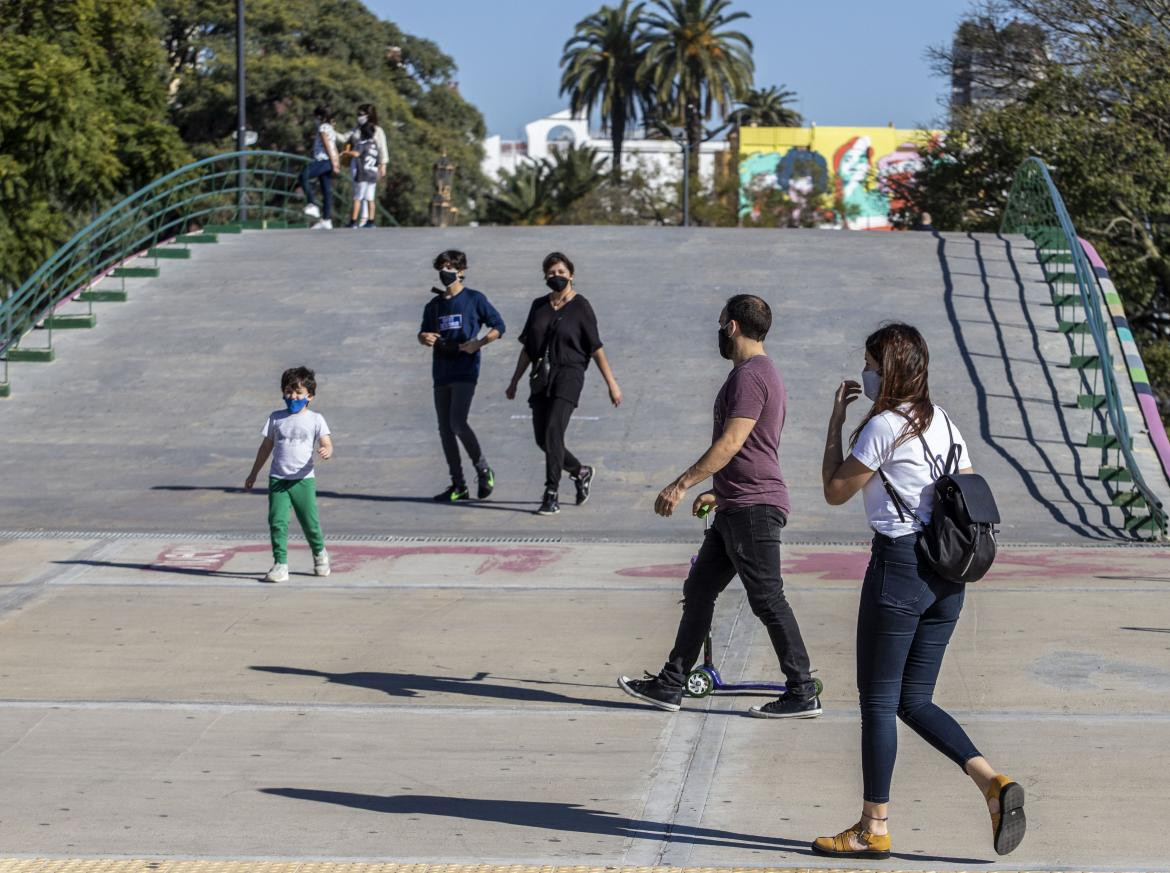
[545,275,570,293]
[717,325,733,360]
[439,270,459,287]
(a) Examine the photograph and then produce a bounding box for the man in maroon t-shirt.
[618,294,820,718]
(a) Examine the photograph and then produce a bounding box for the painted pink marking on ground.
[152,544,564,575]
[615,563,691,579]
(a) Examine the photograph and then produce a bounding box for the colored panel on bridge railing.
[1080,238,1170,486]
[738,126,942,230]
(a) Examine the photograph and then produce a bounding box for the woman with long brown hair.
[814,322,1025,859]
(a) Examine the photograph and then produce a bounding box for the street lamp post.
[431,152,457,227]
[235,0,247,221]
[668,126,689,227]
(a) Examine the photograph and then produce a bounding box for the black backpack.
[878,409,1000,584]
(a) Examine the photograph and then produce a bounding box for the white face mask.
[862,369,882,401]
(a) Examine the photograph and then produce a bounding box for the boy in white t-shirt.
[245,366,334,583]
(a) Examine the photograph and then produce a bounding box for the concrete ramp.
[0,226,1152,542]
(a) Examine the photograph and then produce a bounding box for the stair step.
[1098,465,1133,483]
[203,223,242,233]
[1113,492,1148,510]
[1044,270,1079,284]
[1070,355,1100,369]
[112,266,160,278]
[45,314,96,329]
[177,234,218,243]
[0,382,9,398]
[1077,394,1106,409]
[78,289,128,303]
[6,347,54,362]
[1059,320,1090,334]
[1041,252,1076,264]
[1087,432,1132,450]
[147,247,191,259]
[1125,514,1162,534]
[1051,293,1082,307]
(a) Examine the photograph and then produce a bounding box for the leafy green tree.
[906,1,1170,420]
[0,0,189,294]
[159,0,488,225]
[560,1,650,183]
[484,143,607,225]
[729,85,802,128]
[640,0,754,188]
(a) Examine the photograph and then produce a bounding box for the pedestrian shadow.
[1121,626,1170,634]
[53,558,259,582]
[259,790,990,863]
[250,664,650,711]
[152,485,540,514]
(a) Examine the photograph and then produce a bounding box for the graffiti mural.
[739,126,940,230]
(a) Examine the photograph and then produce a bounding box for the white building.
[483,109,728,187]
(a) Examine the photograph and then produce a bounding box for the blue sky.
[370,0,976,138]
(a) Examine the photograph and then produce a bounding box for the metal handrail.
[1002,156,1167,536]
[0,150,397,372]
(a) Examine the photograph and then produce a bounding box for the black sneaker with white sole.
[748,691,822,718]
[536,490,559,515]
[617,672,683,711]
[573,466,594,505]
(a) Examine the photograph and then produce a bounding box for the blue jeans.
[857,533,981,803]
[661,504,816,698]
[299,159,333,219]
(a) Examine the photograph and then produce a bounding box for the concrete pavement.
[1,534,1168,869]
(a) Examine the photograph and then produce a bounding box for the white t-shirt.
[312,123,338,162]
[851,405,970,538]
[261,410,330,480]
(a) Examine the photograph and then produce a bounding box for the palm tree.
[641,0,754,188]
[560,1,649,183]
[730,85,802,128]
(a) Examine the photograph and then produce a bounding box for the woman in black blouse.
[506,251,622,515]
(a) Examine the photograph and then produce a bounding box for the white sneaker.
[303,203,321,218]
[264,562,289,583]
[310,219,332,230]
[313,550,331,577]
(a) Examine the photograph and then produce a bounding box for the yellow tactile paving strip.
[0,863,1107,873]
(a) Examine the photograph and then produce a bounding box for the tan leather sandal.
[811,822,891,859]
[986,773,1026,855]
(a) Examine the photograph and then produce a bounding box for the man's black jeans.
[661,504,817,698]
[434,382,486,487]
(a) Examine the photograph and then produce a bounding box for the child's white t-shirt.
[262,410,330,480]
[850,405,970,538]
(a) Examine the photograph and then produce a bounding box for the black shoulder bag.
[878,409,1001,584]
[528,314,563,396]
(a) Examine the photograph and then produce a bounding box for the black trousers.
[661,504,817,698]
[529,393,583,492]
[434,382,486,487]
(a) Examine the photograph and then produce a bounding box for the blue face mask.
[285,397,310,413]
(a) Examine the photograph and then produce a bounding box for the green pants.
[268,476,325,563]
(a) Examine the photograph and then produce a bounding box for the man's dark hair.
[433,249,468,271]
[725,294,771,341]
[281,366,317,396]
[542,251,574,276]
[358,103,379,126]
[313,105,333,123]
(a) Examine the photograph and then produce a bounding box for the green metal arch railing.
[0,150,397,393]
[1002,156,1167,537]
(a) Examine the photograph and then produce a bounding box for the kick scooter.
[683,503,824,699]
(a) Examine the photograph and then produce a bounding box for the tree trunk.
[611,105,626,185]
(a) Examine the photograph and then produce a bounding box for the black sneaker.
[618,672,683,711]
[476,467,495,499]
[346,219,358,229]
[748,691,822,719]
[433,484,470,503]
[573,466,594,505]
[536,490,559,515]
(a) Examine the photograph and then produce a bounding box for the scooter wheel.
[685,668,715,698]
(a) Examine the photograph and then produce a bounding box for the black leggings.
[434,383,485,487]
[530,393,583,491]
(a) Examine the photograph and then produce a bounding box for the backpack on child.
[878,409,1001,584]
